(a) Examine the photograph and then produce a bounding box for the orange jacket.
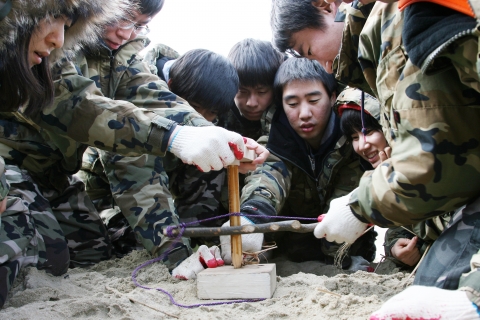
[399,0,475,17]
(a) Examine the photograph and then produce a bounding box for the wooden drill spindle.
[227,165,242,269]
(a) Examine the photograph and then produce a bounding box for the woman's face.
[351,129,389,168]
[28,15,72,68]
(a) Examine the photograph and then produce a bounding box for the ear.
[311,0,325,8]
[330,92,337,106]
[167,78,172,89]
[311,0,339,15]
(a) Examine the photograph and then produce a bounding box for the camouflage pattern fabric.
[75,38,211,265]
[459,248,480,306]
[0,163,110,307]
[414,197,480,296]
[332,2,376,96]
[333,1,480,302]
[142,42,180,75]
[0,157,8,202]
[0,36,208,271]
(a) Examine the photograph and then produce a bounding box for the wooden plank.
[197,264,276,299]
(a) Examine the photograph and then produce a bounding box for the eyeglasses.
[117,19,150,36]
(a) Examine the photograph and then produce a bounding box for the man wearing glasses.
[68,0,208,269]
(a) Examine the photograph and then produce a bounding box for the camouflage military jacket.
[241,109,363,218]
[339,2,480,227]
[0,38,209,190]
[333,1,376,96]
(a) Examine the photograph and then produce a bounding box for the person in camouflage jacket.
[0,0,135,308]
[271,0,480,314]
[73,0,201,266]
[78,44,242,257]
[239,57,376,269]
[0,0,248,301]
[146,39,282,250]
[335,86,452,268]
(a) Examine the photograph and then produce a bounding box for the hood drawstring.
[360,90,367,143]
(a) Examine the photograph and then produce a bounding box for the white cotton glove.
[313,194,367,244]
[171,245,224,280]
[168,126,245,172]
[220,216,264,264]
[370,286,480,320]
[348,256,373,272]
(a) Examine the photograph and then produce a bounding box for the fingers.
[379,146,392,162]
[219,234,232,264]
[391,237,421,266]
[244,138,269,163]
[313,223,327,239]
[209,245,224,267]
[238,162,256,174]
[384,146,392,158]
[252,145,269,165]
[0,197,7,214]
[197,244,222,268]
[405,236,418,250]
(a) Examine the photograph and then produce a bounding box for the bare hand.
[238,138,269,174]
[379,146,392,162]
[391,236,421,266]
[0,197,7,215]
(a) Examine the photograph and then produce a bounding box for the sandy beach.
[1,230,412,320]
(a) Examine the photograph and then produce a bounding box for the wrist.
[167,126,183,152]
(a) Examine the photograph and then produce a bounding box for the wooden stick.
[316,287,342,298]
[163,220,318,237]
[228,165,242,269]
[105,285,179,318]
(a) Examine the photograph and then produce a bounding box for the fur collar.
[0,0,136,64]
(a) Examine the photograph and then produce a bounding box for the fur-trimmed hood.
[0,0,136,64]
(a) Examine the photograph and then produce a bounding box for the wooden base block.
[197,264,276,300]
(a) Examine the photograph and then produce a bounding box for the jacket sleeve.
[240,152,292,216]
[40,60,207,157]
[113,57,212,128]
[349,7,480,227]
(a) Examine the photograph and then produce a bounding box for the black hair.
[273,57,337,105]
[0,24,54,115]
[271,0,326,54]
[227,38,285,88]
[135,0,164,16]
[169,49,239,118]
[340,108,383,140]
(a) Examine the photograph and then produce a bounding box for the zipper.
[421,29,475,73]
[108,54,115,99]
[308,154,315,173]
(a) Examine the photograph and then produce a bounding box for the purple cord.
[360,90,367,143]
[131,212,317,308]
[131,249,264,308]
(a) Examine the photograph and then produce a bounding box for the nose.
[358,134,371,152]
[117,26,135,41]
[48,25,65,49]
[246,93,258,108]
[298,103,312,120]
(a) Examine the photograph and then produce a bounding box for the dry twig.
[105,285,179,318]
